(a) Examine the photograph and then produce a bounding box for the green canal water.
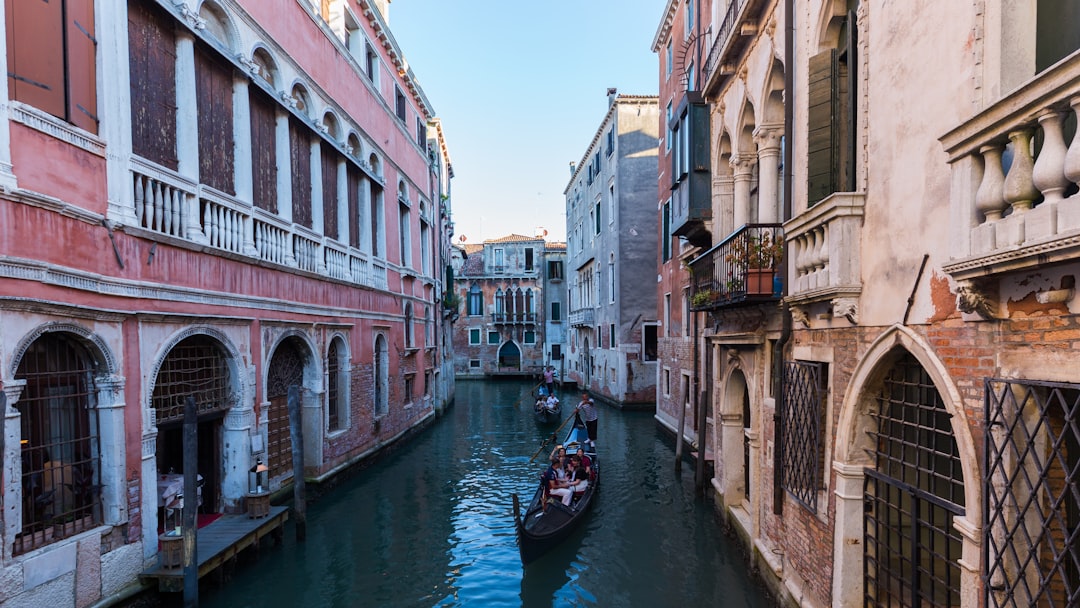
[166,379,773,607]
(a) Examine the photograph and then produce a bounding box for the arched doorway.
[266,337,306,482]
[497,341,521,370]
[863,353,963,607]
[719,367,750,507]
[152,335,233,514]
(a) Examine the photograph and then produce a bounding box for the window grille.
[780,360,826,512]
[327,341,340,431]
[15,333,101,553]
[153,337,230,425]
[984,378,1080,608]
[864,354,963,608]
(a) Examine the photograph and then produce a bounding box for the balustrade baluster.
[152,181,163,232]
[1032,111,1070,205]
[1064,97,1080,195]
[134,175,145,226]
[976,144,1007,222]
[1003,128,1039,213]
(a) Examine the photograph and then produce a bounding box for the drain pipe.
[772,0,795,517]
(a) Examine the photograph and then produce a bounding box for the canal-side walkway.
[139,506,288,593]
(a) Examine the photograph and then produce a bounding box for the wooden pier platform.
[140,506,289,592]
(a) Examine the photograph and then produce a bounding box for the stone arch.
[197,1,239,51]
[325,332,350,433]
[263,329,322,403]
[147,326,246,414]
[250,46,279,88]
[8,321,117,379]
[368,152,382,177]
[498,341,522,370]
[759,58,785,125]
[321,110,341,140]
[347,132,362,157]
[397,179,409,202]
[830,324,980,607]
[373,332,389,417]
[718,360,753,509]
[289,82,312,117]
[815,0,852,51]
[263,330,320,483]
[735,100,757,159]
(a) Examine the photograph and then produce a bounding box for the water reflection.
[184,380,771,608]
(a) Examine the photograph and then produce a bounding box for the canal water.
[187,380,773,607]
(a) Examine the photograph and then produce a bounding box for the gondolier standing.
[575,393,598,448]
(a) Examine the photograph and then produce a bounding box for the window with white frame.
[469,328,481,345]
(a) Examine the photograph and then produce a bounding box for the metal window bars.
[864,354,963,608]
[152,337,231,425]
[15,333,102,554]
[984,378,1080,608]
[780,360,826,512]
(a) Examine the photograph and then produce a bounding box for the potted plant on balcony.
[691,288,720,309]
[725,231,783,295]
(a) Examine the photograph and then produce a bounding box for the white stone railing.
[131,159,195,240]
[783,193,864,301]
[130,155,396,292]
[941,52,1080,279]
[199,187,252,256]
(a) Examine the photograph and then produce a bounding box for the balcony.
[670,95,712,249]
[491,312,537,326]
[703,0,766,96]
[940,52,1080,282]
[568,308,595,328]
[783,193,864,312]
[688,223,783,310]
[129,156,388,291]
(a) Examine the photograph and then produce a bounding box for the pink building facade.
[0,0,455,604]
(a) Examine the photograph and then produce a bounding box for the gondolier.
[574,394,598,448]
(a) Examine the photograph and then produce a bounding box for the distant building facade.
[0,0,455,604]
[564,92,660,405]
[542,242,568,380]
[452,235,557,377]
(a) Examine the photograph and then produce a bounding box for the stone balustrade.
[783,193,864,303]
[941,53,1080,279]
[130,156,392,292]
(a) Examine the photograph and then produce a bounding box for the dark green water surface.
[193,380,773,607]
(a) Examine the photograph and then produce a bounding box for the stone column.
[753,126,783,224]
[3,381,26,561]
[831,462,866,608]
[100,0,133,223]
[175,32,207,244]
[93,374,127,525]
[731,155,757,229]
[232,75,258,256]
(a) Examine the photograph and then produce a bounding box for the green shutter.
[807,50,837,206]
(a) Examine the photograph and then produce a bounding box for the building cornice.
[564,96,659,194]
[651,0,680,51]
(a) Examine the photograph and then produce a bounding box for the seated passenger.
[544,394,559,412]
[575,447,593,479]
[567,463,589,500]
[543,454,572,507]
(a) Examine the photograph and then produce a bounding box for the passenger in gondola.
[575,447,593,480]
[567,459,589,503]
[542,453,573,507]
[544,393,559,412]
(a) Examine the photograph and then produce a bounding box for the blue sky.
[388,1,663,244]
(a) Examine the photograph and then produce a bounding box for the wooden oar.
[511,382,544,408]
[528,412,577,463]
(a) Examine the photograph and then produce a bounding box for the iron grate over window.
[327,340,340,431]
[864,354,964,608]
[984,378,1080,608]
[152,337,231,425]
[15,333,102,554]
[780,360,827,512]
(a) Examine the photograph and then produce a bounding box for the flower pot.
[746,269,775,295]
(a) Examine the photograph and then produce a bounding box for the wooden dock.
[140,506,289,592]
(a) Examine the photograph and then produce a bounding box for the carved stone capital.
[176,3,206,29]
[831,297,859,324]
[955,280,997,320]
[753,124,784,153]
[281,92,299,109]
[237,55,260,75]
[730,154,757,174]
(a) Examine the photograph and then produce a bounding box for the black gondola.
[512,413,598,564]
[533,398,561,424]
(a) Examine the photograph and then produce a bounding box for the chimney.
[607,87,618,107]
[569,161,576,174]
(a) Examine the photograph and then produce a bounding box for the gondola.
[512,413,598,564]
[533,398,562,424]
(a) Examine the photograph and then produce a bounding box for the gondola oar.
[510,381,543,409]
[528,413,576,462]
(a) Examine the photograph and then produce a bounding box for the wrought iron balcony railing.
[491,312,537,325]
[688,223,783,310]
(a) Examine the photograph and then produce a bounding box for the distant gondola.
[533,398,561,424]
[512,413,598,564]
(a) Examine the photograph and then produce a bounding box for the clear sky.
[387,1,663,245]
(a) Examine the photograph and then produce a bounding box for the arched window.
[15,333,102,552]
[326,337,347,432]
[374,334,389,417]
[404,302,413,348]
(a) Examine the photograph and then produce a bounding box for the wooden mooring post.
[183,395,198,607]
[288,385,306,542]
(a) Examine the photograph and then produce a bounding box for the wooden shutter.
[290,117,312,228]
[128,1,177,169]
[195,43,235,194]
[249,87,277,213]
[807,50,840,205]
[347,165,361,248]
[66,0,97,133]
[321,143,338,240]
[369,182,382,257]
[7,0,65,120]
